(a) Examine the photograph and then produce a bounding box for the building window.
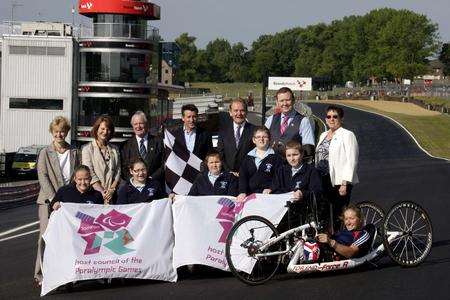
[9,98,64,110]
[9,46,27,54]
[47,47,65,56]
[165,69,169,74]
[28,46,47,55]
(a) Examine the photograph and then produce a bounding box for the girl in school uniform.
[117,159,164,204]
[188,151,238,196]
[237,126,283,202]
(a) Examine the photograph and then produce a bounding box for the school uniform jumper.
[117,179,164,204]
[239,149,283,194]
[51,184,104,206]
[188,171,239,196]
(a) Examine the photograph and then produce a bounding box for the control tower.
[76,0,161,142]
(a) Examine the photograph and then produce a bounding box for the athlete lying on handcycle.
[316,204,370,259]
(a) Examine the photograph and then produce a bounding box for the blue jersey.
[334,228,370,248]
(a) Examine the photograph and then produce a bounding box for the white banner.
[268,76,312,91]
[41,200,177,296]
[172,193,289,271]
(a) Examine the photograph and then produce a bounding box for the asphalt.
[0,103,449,299]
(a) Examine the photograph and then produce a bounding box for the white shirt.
[291,164,303,177]
[247,147,275,169]
[208,172,221,185]
[184,126,196,153]
[136,134,148,152]
[57,150,71,185]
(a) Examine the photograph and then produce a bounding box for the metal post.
[11,1,23,32]
[261,73,268,126]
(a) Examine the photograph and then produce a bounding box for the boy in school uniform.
[188,151,238,196]
[237,126,283,202]
[264,140,325,227]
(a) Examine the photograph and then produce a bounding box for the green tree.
[175,33,198,82]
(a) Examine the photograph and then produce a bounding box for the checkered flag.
[164,129,202,195]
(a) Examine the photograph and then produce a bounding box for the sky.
[0,0,449,49]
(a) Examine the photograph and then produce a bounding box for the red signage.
[78,0,160,20]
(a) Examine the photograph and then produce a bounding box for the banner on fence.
[171,193,289,271]
[41,200,177,296]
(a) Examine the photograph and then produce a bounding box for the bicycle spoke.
[392,213,404,231]
[388,220,404,231]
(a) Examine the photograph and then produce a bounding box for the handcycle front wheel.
[356,201,385,229]
[383,201,433,267]
[225,215,281,285]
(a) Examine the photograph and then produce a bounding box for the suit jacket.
[217,121,255,172]
[121,132,164,181]
[171,126,213,161]
[37,144,80,204]
[81,140,121,190]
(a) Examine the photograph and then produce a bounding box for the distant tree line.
[175,8,443,85]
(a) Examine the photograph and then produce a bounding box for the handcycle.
[225,198,433,285]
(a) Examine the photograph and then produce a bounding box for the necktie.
[280,115,289,135]
[139,138,147,158]
[235,124,241,148]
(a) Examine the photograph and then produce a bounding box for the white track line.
[0,220,39,237]
[314,102,450,162]
[0,229,39,242]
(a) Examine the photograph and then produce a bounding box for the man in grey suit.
[217,98,255,174]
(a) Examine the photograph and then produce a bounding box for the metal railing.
[79,23,159,40]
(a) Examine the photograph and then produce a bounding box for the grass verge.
[317,100,450,159]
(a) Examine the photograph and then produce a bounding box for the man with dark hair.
[217,98,255,174]
[265,87,315,158]
[171,104,212,161]
[121,111,164,181]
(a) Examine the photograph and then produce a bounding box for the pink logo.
[216,194,256,243]
[75,210,134,255]
[95,209,132,231]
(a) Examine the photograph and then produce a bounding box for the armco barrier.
[0,181,39,210]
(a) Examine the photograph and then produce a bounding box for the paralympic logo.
[75,209,135,255]
[215,194,256,243]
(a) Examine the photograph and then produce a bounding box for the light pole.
[11,1,23,33]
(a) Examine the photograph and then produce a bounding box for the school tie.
[139,138,147,158]
[280,115,289,135]
[235,124,241,148]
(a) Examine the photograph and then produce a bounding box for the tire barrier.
[0,181,39,210]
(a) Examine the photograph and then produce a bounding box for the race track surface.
[1,103,449,299]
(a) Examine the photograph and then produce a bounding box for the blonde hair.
[340,204,364,227]
[49,116,71,133]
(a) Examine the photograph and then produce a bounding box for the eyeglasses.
[254,136,269,140]
[326,115,339,119]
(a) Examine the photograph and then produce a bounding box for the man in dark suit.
[171,104,213,161]
[121,111,164,181]
[217,98,255,174]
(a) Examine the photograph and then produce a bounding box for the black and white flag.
[164,129,202,195]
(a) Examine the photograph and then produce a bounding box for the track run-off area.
[0,103,449,299]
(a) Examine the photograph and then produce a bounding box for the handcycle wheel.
[383,201,433,267]
[356,201,385,229]
[225,215,281,285]
[356,201,385,252]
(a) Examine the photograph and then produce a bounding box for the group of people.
[33,86,361,286]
